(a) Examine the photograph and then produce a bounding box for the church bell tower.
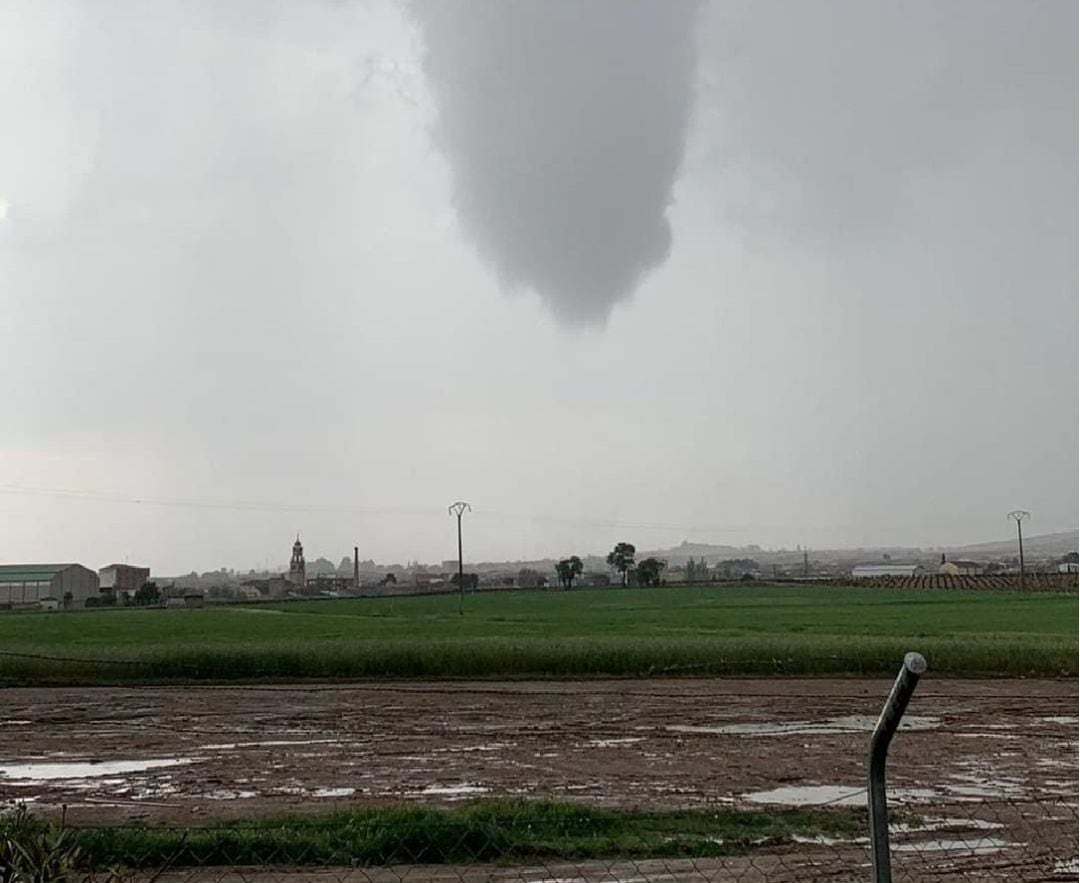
[288,534,306,587]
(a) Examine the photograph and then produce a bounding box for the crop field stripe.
[0,585,1073,683]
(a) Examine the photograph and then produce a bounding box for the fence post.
[868,651,927,883]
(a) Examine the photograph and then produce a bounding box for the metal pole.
[457,513,464,615]
[868,651,927,883]
[1007,511,1030,591]
[1017,518,1025,590]
[448,502,471,616]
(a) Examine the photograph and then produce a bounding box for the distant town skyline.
[8,496,1069,578]
[1,478,1076,576]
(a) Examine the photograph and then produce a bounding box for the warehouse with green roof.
[0,564,99,608]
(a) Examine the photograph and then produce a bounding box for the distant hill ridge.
[951,529,1078,555]
[643,530,1078,563]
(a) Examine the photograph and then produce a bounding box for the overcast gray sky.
[1,0,1076,574]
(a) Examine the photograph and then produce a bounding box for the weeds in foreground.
[1,801,865,874]
[0,806,82,882]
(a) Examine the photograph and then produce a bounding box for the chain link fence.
[4,793,1076,881]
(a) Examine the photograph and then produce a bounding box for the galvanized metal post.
[868,651,927,883]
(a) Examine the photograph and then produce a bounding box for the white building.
[938,559,981,576]
[851,563,924,578]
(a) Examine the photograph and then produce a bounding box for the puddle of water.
[955,733,1021,740]
[888,816,1006,837]
[0,798,39,811]
[743,785,866,807]
[842,714,939,731]
[0,759,192,781]
[1037,756,1076,768]
[742,784,937,807]
[528,879,594,883]
[203,789,258,800]
[943,771,1025,801]
[0,721,32,727]
[894,837,1014,855]
[1042,716,1079,727]
[930,817,1004,831]
[420,783,490,797]
[312,787,354,798]
[586,738,644,748]
[669,715,939,737]
[792,834,870,846]
[201,739,338,750]
[1041,779,1080,798]
[433,743,516,754]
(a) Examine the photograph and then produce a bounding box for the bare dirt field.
[0,678,1074,822]
[1,678,1076,880]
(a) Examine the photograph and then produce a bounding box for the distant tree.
[636,558,665,588]
[379,573,398,587]
[717,558,759,578]
[310,557,336,576]
[208,585,235,599]
[337,556,354,576]
[1062,552,1079,564]
[134,582,160,606]
[555,556,584,589]
[450,573,479,590]
[517,568,544,588]
[686,557,708,583]
[606,543,636,587]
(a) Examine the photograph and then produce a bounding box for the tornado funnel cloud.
[412,2,699,325]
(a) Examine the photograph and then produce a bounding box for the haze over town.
[2,0,1076,576]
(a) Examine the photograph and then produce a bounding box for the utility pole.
[448,501,471,615]
[803,548,809,579]
[1007,510,1030,590]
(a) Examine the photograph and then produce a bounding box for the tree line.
[554,543,666,589]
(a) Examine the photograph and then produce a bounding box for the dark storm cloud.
[411,1,700,325]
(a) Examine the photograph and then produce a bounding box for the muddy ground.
[0,678,1074,821]
[0,678,1076,878]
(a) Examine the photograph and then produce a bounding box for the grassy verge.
[66,801,864,868]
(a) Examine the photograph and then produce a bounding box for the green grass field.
[0,584,1074,683]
